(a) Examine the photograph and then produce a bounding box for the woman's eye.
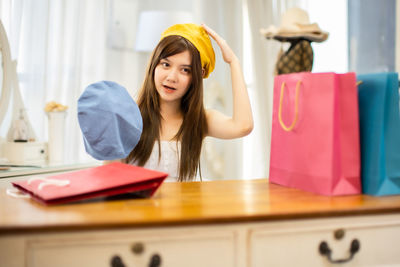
[161,62,169,67]
[182,68,191,74]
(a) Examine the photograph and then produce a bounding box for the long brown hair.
[124,35,208,181]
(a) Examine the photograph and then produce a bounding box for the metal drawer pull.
[319,239,360,264]
[149,254,161,267]
[110,253,161,267]
[111,255,126,267]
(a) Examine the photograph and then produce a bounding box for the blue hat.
[78,81,143,160]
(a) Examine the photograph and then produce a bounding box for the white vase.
[47,111,67,164]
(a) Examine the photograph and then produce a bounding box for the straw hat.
[260,7,328,42]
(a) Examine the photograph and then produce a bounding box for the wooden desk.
[1,178,400,266]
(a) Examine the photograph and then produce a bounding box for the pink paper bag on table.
[269,72,361,196]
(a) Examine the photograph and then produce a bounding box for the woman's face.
[154,50,192,105]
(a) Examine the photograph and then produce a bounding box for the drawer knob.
[319,239,360,264]
[131,242,145,254]
[333,228,345,240]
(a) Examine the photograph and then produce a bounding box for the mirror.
[0,19,12,130]
[0,19,43,171]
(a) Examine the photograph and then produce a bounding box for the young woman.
[124,23,253,181]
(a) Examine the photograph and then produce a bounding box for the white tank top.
[131,141,180,181]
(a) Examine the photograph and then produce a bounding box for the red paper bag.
[269,72,361,196]
[12,162,168,205]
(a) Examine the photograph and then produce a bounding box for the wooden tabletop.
[1,179,400,233]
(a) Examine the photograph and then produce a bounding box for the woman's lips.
[163,85,176,93]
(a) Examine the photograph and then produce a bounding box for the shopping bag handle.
[278,81,302,131]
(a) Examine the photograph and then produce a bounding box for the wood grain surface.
[1,179,400,233]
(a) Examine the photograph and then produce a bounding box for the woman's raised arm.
[202,24,253,139]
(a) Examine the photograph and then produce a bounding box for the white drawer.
[26,228,236,267]
[249,217,400,267]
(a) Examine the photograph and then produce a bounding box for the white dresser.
[1,178,400,267]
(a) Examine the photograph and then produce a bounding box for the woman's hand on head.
[202,24,253,140]
[201,23,238,64]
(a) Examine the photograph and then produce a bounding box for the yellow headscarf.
[161,23,215,78]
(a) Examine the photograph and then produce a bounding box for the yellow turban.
[161,23,215,78]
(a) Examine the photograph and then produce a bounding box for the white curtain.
[244,0,301,179]
[0,0,109,163]
[194,0,245,179]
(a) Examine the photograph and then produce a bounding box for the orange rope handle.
[278,81,302,131]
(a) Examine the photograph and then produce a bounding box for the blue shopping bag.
[357,72,400,196]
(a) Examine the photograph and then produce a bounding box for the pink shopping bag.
[269,72,361,196]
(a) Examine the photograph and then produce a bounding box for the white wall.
[301,0,348,73]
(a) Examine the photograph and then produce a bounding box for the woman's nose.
[166,68,178,82]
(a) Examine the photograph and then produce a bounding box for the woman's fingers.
[201,24,216,39]
[201,23,236,63]
[202,23,225,45]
